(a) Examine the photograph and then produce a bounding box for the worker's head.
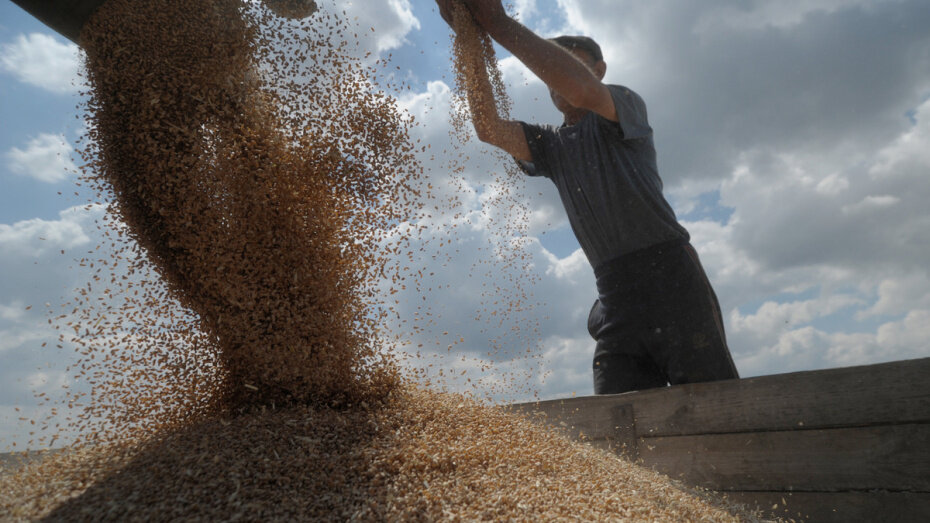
[550,35,604,66]
[548,35,607,116]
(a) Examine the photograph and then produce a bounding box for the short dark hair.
[549,35,603,63]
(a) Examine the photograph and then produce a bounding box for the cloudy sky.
[2,0,929,448]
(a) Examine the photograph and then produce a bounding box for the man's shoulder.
[606,84,646,106]
[519,120,561,139]
[602,84,652,140]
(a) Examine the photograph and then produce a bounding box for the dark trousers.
[589,239,739,394]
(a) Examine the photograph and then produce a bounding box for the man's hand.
[435,0,509,32]
[433,0,531,162]
[458,0,508,30]
[451,4,618,124]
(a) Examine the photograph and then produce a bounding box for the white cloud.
[535,334,593,398]
[874,310,930,357]
[729,293,863,347]
[5,133,77,183]
[377,0,421,51]
[870,97,930,179]
[0,301,29,322]
[736,305,930,377]
[841,194,900,215]
[0,33,82,94]
[0,206,95,258]
[24,370,68,392]
[316,0,420,57]
[717,105,929,273]
[0,326,46,354]
[0,207,102,349]
[684,219,759,287]
[0,204,111,448]
[544,247,587,280]
[815,172,849,195]
[745,306,925,370]
[860,273,930,318]
[513,0,539,21]
[554,0,588,33]
[693,0,906,34]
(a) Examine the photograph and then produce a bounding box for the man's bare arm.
[468,1,618,123]
[460,36,531,160]
[440,0,531,161]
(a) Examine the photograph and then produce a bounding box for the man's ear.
[594,60,607,80]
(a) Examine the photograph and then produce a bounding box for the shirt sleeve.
[518,121,557,178]
[606,85,652,141]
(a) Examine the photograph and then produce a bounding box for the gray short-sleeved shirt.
[518,84,689,268]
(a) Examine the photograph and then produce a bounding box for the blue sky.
[2,0,930,448]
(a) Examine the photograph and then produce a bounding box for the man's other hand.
[462,0,508,29]
[436,0,509,31]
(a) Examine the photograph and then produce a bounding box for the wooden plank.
[508,396,636,441]
[638,423,930,492]
[723,491,930,523]
[512,358,930,439]
[630,357,930,437]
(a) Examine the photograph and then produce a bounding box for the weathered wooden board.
[638,423,930,492]
[509,359,930,522]
[723,491,930,523]
[511,358,930,440]
[629,357,930,437]
[509,398,635,442]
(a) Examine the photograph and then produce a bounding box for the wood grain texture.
[630,357,930,437]
[638,423,930,492]
[511,357,930,439]
[508,395,637,441]
[724,491,930,523]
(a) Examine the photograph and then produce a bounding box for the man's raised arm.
[437,0,531,161]
[461,0,617,123]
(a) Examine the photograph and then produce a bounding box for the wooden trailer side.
[510,357,930,522]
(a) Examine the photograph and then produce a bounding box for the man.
[436,0,739,393]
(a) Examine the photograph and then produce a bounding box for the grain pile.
[5,387,758,521]
[1,0,764,520]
